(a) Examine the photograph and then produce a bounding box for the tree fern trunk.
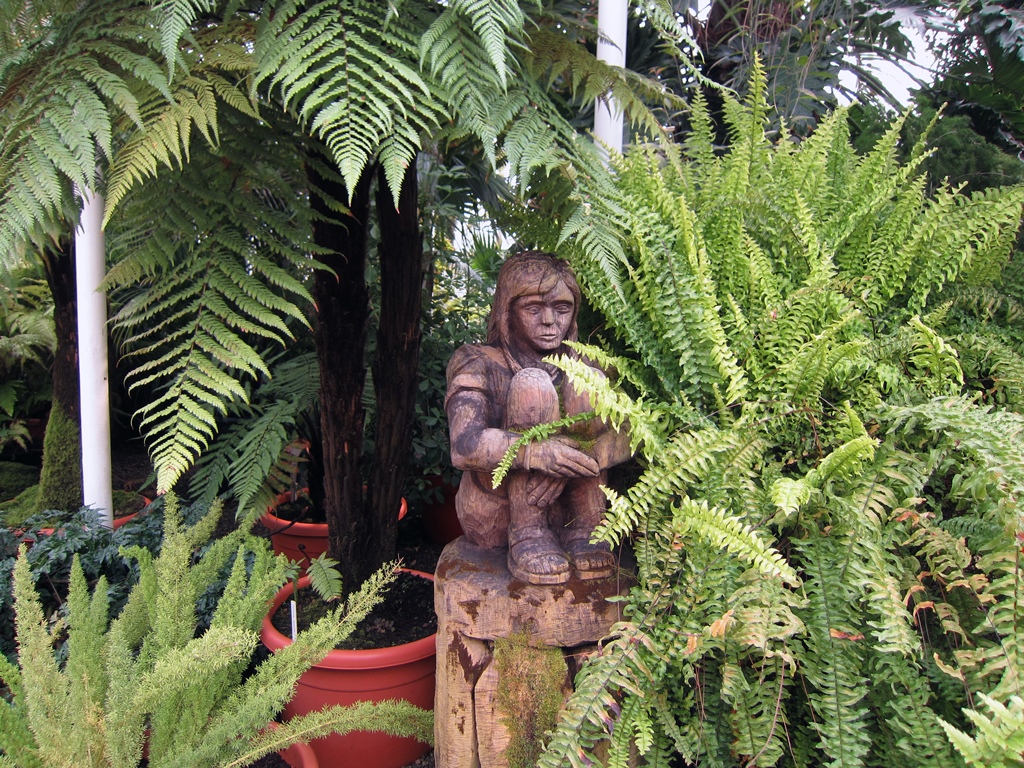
[368,158,424,584]
[309,155,372,594]
[37,239,83,512]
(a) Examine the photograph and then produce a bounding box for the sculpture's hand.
[529,436,600,478]
[526,475,567,507]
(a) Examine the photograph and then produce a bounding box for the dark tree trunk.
[368,158,424,580]
[40,239,81,426]
[307,154,373,593]
[37,238,83,510]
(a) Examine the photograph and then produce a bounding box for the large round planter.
[261,492,408,574]
[421,476,463,546]
[261,572,436,768]
[266,721,320,768]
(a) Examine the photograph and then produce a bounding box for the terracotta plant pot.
[260,572,436,768]
[266,721,320,768]
[260,491,408,574]
[420,476,463,546]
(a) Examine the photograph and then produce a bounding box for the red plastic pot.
[420,476,463,546]
[260,491,408,574]
[266,721,320,768]
[260,572,436,768]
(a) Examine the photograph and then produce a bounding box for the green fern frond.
[806,432,877,489]
[221,700,433,768]
[594,425,735,546]
[524,26,681,146]
[449,0,524,90]
[794,532,873,768]
[502,99,569,188]
[254,0,440,200]
[420,8,514,167]
[537,623,658,768]
[104,60,253,217]
[940,694,1024,768]
[151,0,216,76]
[950,283,1024,327]
[682,86,717,168]
[868,651,961,767]
[956,331,1024,408]
[673,498,799,586]
[948,189,1024,296]
[108,107,317,492]
[0,0,249,256]
[882,398,1024,505]
[306,553,343,602]
[491,410,597,489]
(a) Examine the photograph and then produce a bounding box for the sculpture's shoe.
[507,525,571,585]
[563,537,616,580]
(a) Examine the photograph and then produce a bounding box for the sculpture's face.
[511,280,575,354]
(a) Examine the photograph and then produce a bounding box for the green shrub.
[0,493,433,767]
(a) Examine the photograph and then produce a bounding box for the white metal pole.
[594,0,628,158]
[75,188,114,527]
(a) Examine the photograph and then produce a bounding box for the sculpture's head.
[487,251,581,365]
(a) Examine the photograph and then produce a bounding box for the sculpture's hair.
[486,251,581,369]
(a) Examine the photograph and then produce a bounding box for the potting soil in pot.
[271,570,437,649]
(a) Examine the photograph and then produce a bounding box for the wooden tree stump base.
[433,535,634,768]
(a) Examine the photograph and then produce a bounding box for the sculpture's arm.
[590,425,631,471]
[448,390,600,478]
[448,390,521,473]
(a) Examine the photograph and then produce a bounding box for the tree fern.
[1,0,695,497]
[106,106,317,492]
[0,0,230,256]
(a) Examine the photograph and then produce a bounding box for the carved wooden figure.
[444,251,630,584]
[435,252,633,767]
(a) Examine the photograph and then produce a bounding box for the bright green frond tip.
[941,695,1024,768]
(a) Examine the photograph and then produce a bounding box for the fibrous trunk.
[309,155,372,593]
[310,154,425,592]
[37,239,83,512]
[368,157,424,585]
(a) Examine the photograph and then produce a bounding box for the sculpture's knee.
[506,368,559,431]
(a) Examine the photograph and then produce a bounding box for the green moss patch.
[0,460,39,501]
[0,484,43,528]
[494,631,570,768]
[36,404,82,513]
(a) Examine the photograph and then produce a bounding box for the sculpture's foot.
[563,537,616,580]
[508,526,571,585]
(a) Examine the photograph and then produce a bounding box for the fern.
[531,65,1024,767]
[0,0,691,494]
[793,532,873,768]
[0,0,235,257]
[107,108,318,492]
[940,694,1024,768]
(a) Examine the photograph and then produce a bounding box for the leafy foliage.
[0,0,230,257]
[0,0,702,498]
[503,59,1024,767]
[0,268,54,450]
[105,105,320,491]
[0,493,431,767]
